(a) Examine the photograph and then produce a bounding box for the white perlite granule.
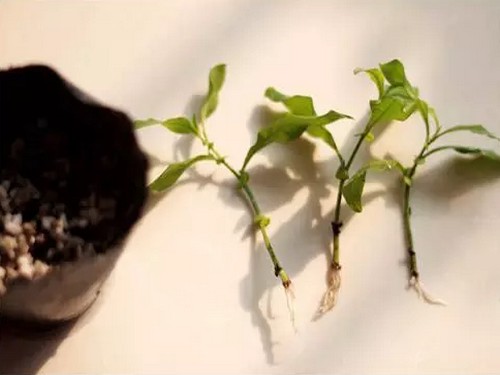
[0,173,107,297]
[0,212,53,295]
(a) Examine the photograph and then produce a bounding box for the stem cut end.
[409,276,447,306]
[315,263,342,318]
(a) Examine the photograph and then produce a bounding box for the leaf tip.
[353,67,363,75]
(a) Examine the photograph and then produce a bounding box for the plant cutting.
[263,59,500,313]
[135,64,350,318]
[332,59,500,305]
[263,59,431,314]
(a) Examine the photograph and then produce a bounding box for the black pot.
[0,65,148,324]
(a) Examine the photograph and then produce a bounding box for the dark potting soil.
[0,65,148,291]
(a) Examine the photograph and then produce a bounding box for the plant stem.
[402,177,418,278]
[198,132,291,288]
[402,129,448,305]
[330,125,373,268]
[402,132,437,280]
[331,179,344,268]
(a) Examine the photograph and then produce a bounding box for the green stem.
[330,125,374,268]
[331,180,344,268]
[402,132,438,280]
[198,132,291,288]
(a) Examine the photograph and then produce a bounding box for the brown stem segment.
[403,181,419,279]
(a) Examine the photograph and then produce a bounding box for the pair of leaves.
[134,63,227,135]
[424,124,500,161]
[242,110,348,170]
[134,117,197,134]
[342,159,404,212]
[137,64,228,193]
[437,124,500,142]
[149,155,214,192]
[356,60,424,131]
[241,87,351,170]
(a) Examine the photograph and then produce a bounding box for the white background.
[1,1,500,373]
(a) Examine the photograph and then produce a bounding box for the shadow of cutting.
[221,107,388,363]
[141,101,393,364]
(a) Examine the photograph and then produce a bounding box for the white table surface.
[1,1,500,373]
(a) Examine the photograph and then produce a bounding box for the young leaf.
[438,124,500,141]
[342,159,404,212]
[265,87,288,102]
[447,147,500,161]
[367,97,414,126]
[162,117,197,134]
[265,87,316,116]
[242,110,350,170]
[284,95,316,116]
[361,159,404,173]
[384,85,415,101]
[354,67,385,98]
[134,118,162,129]
[343,171,366,213]
[149,155,214,192]
[379,59,407,86]
[201,64,226,121]
[306,124,341,155]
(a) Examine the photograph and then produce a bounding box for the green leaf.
[449,147,500,161]
[134,118,162,129]
[404,176,412,186]
[354,67,385,98]
[265,87,289,102]
[342,159,404,212]
[283,95,316,116]
[343,171,366,213]
[149,155,214,192]
[306,124,341,153]
[264,87,316,116]
[242,110,350,170]
[201,64,226,121]
[162,117,196,134]
[380,59,407,86]
[361,159,404,173]
[385,85,415,101]
[368,97,414,126]
[438,124,500,141]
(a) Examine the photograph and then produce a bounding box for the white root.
[409,276,447,306]
[284,284,297,332]
[317,265,342,317]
